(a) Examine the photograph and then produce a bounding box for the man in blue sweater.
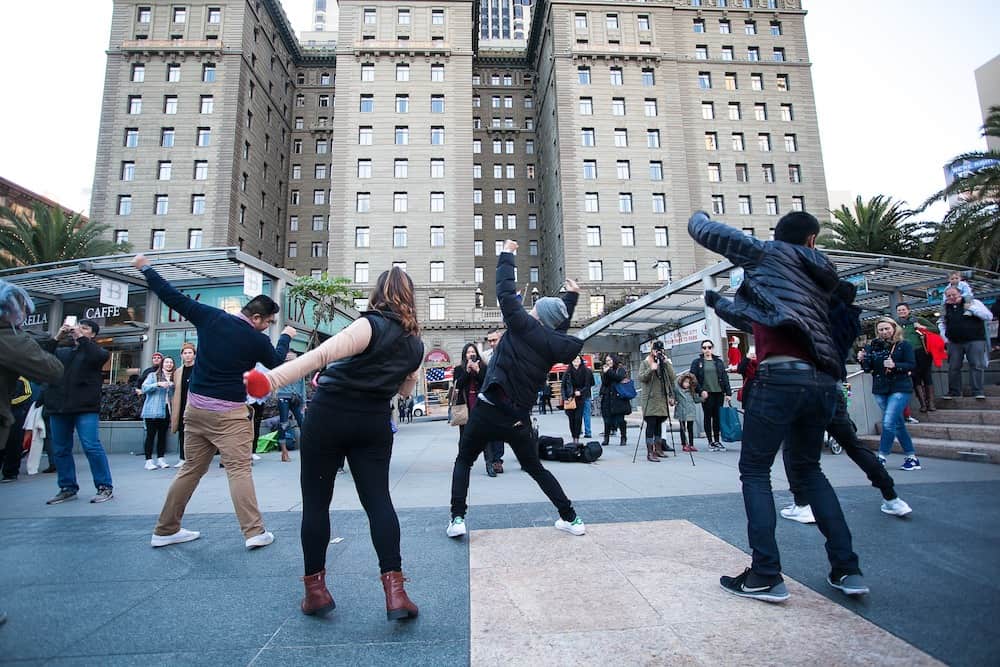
[133,254,294,550]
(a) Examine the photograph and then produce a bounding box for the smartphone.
[63,315,78,327]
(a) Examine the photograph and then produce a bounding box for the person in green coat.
[638,341,676,461]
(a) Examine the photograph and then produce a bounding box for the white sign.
[659,320,711,349]
[99,278,129,308]
[243,266,263,298]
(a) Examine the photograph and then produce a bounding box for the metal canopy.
[0,248,297,302]
[578,250,1000,347]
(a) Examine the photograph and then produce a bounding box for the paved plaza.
[1,412,998,665]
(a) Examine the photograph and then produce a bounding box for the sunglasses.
[702,345,713,350]
[487,338,499,343]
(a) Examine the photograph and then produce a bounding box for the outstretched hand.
[564,278,580,293]
[704,290,721,308]
[132,254,150,270]
[281,326,297,338]
[244,369,272,399]
[503,239,518,254]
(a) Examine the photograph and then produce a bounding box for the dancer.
[448,240,586,539]
[638,341,676,461]
[244,267,423,621]
[132,254,293,550]
[170,343,196,467]
[690,210,867,602]
[140,356,174,469]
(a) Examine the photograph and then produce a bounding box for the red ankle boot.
[301,570,336,616]
[380,571,419,621]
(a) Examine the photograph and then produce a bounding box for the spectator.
[938,286,993,400]
[561,355,590,446]
[481,329,506,474]
[140,357,175,470]
[673,373,702,453]
[894,303,936,412]
[600,355,630,447]
[1,377,32,482]
[452,343,488,471]
[858,318,920,470]
[276,351,306,463]
[947,271,973,299]
[578,357,596,439]
[690,340,732,452]
[42,318,115,505]
[638,342,676,461]
[170,343,196,467]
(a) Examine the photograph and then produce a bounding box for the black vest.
[943,303,986,343]
[318,311,424,403]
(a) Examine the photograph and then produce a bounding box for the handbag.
[614,379,637,400]
[449,403,468,427]
[719,405,743,443]
[563,396,577,410]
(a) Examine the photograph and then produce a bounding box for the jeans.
[277,398,305,447]
[581,397,592,437]
[143,417,169,459]
[947,339,987,397]
[49,413,113,493]
[740,365,860,577]
[787,392,896,505]
[451,401,576,522]
[873,392,916,457]
[565,406,582,441]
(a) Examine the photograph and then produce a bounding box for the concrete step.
[876,422,1000,444]
[858,435,1000,464]
[934,396,1000,410]
[916,409,1000,426]
[986,385,1000,397]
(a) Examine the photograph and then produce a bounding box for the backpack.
[538,435,564,461]
[579,441,603,463]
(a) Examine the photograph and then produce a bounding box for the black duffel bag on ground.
[538,435,564,461]
[579,441,603,463]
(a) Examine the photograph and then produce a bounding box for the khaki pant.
[154,404,265,539]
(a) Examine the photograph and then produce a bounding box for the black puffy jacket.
[481,252,583,413]
[41,335,110,415]
[688,212,842,379]
[689,356,731,396]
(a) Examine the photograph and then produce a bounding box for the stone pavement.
[0,412,998,665]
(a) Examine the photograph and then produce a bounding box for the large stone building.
[91,0,827,357]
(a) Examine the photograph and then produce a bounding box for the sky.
[0,0,996,218]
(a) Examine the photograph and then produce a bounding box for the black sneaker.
[90,486,114,504]
[720,568,790,603]
[828,572,869,596]
[46,489,78,505]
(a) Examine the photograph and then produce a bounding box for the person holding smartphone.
[452,343,487,468]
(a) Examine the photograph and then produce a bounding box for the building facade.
[91,0,827,358]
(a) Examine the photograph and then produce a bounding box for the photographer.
[858,318,920,471]
[638,342,676,461]
[452,343,487,468]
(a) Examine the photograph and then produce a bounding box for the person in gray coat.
[674,372,702,452]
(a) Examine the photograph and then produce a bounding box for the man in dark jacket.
[689,210,867,602]
[448,240,586,538]
[41,318,116,505]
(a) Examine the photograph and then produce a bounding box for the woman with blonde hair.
[858,317,920,471]
[245,267,424,621]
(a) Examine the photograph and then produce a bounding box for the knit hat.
[534,297,568,329]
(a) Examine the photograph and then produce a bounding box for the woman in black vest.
[246,268,424,621]
[689,340,732,451]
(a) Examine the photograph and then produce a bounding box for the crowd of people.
[0,205,996,629]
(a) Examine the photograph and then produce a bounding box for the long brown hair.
[368,267,420,335]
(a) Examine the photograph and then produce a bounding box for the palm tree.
[0,203,130,269]
[922,105,1000,272]
[286,273,361,349]
[820,194,927,257]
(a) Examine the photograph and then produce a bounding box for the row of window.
[287,215,327,232]
[472,214,538,230]
[116,194,206,216]
[361,7,447,27]
[691,0,780,9]
[699,71,791,91]
[581,192,668,214]
[130,62,216,84]
[692,17,782,35]
[573,12,654,32]
[585,260,670,283]
[474,240,539,256]
[354,192,446,212]
[358,94,449,114]
[704,131,799,152]
[576,66,656,87]
[288,189,329,206]
[709,194,805,216]
[586,226,671,247]
[473,94,533,109]
[471,72,529,87]
[114,228,204,251]
[286,242,327,258]
[580,128,663,148]
[707,163,802,183]
[357,62,446,84]
[701,101,793,121]
[473,117,534,130]
[474,138,535,154]
[126,94,215,115]
[354,226,447,248]
[581,160,667,181]
[695,45,786,62]
[135,6,222,24]
[473,190,537,205]
[120,160,208,182]
[291,164,328,180]
[578,97,661,117]
[123,126,211,147]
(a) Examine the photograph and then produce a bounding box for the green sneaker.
[555,517,586,536]
[446,516,467,538]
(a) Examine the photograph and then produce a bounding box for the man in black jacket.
[448,240,586,538]
[689,210,867,602]
[42,319,116,505]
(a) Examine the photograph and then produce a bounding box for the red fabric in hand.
[244,369,271,398]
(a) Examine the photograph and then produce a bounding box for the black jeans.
[701,392,725,442]
[299,392,401,575]
[787,392,896,504]
[741,365,860,578]
[176,424,186,460]
[565,407,582,441]
[451,401,576,521]
[679,421,695,447]
[1,404,29,479]
[143,417,169,459]
[644,416,665,441]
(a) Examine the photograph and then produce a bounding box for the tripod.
[631,358,694,466]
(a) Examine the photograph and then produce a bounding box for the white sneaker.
[779,504,816,524]
[245,531,274,550]
[151,528,201,548]
[173,460,184,468]
[251,454,262,462]
[555,517,586,536]
[156,457,169,469]
[905,416,919,424]
[144,459,158,471]
[446,517,467,538]
[881,498,913,517]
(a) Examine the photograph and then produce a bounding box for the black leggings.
[566,407,582,440]
[644,416,665,441]
[701,392,725,441]
[143,417,169,459]
[679,421,695,447]
[299,392,401,576]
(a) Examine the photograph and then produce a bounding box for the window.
[199,95,213,114]
[707,163,721,182]
[704,132,718,151]
[315,139,328,154]
[654,226,669,247]
[393,192,408,213]
[356,193,371,212]
[577,66,591,85]
[397,8,410,24]
[395,126,409,145]
[357,94,374,113]
[616,160,631,180]
[732,133,745,151]
[473,189,482,204]
[137,6,151,22]
[311,242,324,258]
[762,163,775,183]
[355,263,370,283]
[430,192,445,212]
[495,241,504,256]
[745,20,756,35]
[423,226,445,249]
[578,97,593,115]
[429,297,445,320]
[638,14,650,30]
[295,94,305,108]
[791,196,804,212]
[623,260,637,281]
[751,103,766,121]
[575,12,588,29]
[773,48,785,63]
[117,195,132,216]
[163,95,178,114]
[644,99,658,116]
[293,139,303,154]
[611,98,626,115]
[494,189,503,205]
[747,47,760,62]
[527,165,535,179]
[758,133,771,152]
[318,94,330,108]
[131,64,145,82]
[656,260,672,282]
[721,46,734,61]
[359,127,373,145]
[581,128,595,147]
[610,67,623,86]
[157,161,172,180]
[191,193,206,216]
[114,229,129,245]
[739,195,752,215]
[432,9,444,25]
[314,163,328,180]
[360,63,375,82]
[711,195,725,215]
[766,196,779,215]
[289,189,299,205]
[313,189,326,205]
[364,7,376,24]
[780,103,794,121]
[120,161,135,181]
[583,160,598,180]
[427,261,445,283]
[395,64,410,83]
[504,96,513,108]
[699,102,715,121]
[474,214,483,230]
[619,193,633,213]
[172,6,186,22]
[155,195,169,215]
[528,214,537,229]
[525,140,534,154]
[649,161,663,180]
[729,102,741,120]
[647,130,660,148]
[289,216,299,232]
[784,134,797,152]
[151,229,166,249]
[207,7,221,23]
[606,13,619,29]
[196,127,210,146]
[788,164,802,183]
[431,127,445,145]
[431,64,445,82]
[693,19,705,33]
[430,95,445,113]
[393,226,408,247]
[525,96,533,108]
[724,73,737,91]
[588,261,603,281]
[735,163,749,183]
[751,73,763,91]
[642,69,655,87]
[698,72,711,89]
[474,240,483,256]
[491,95,500,109]
[590,295,605,317]
[695,45,708,60]
[776,74,789,91]
[586,226,602,246]
[430,159,445,178]
[621,226,635,247]
[770,20,782,36]
[287,242,297,258]
[652,193,666,213]
[584,192,599,212]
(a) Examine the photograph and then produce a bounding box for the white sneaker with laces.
[173,460,184,468]
[245,531,274,549]
[881,498,913,516]
[555,517,586,536]
[156,457,169,469]
[779,504,816,524]
[144,459,158,470]
[151,528,201,548]
[447,517,467,538]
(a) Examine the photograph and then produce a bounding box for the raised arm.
[496,241,534,333]
[133,255,215,326]
[688,211,764,266]
[264,318,372,392]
